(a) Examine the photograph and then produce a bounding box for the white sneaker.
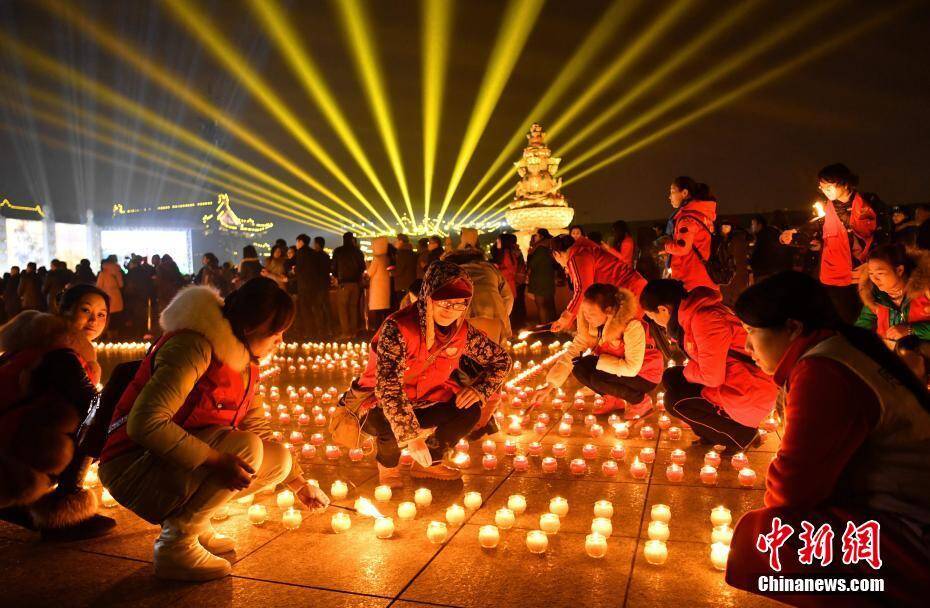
[199,524,236,554]
[154,520,231,581]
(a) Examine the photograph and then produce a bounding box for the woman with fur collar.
[537,284,662,420]
[98,278,329,581]
[0,284,115,540]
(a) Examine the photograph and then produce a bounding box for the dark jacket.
[749,224,793,279]
[393,244,417,293]
[295,247,331,293]
[527,239,557,297]
[17,272,43,310]
[3,274,21,318]
[332,241,365,285]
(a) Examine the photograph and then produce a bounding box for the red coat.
[820,192,877,287]
[605,235,635,265]
[563,237,646,322]
[665,200,718,291]
[99,331,258,464]
[676,287,777,427]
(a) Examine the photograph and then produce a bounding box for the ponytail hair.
[672,176,714,201]
[223,277,294,345]
[639,279,687,312]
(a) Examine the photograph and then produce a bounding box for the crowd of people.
[1,162,928,603]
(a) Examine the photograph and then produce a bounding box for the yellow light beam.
[434,0,545,220]
[333,0,415,227]
[449,0,639,225]
[2,86,350,232]
[558,0,839,177]
[420,0,452,222]
[35,0,369,227]
[162,0,395,229]
[0,32,360,229]
[248,0,403,225]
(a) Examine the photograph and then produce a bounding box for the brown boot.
[378,463,404,489]
[409,461,462,481]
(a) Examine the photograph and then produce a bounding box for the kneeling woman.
[540,284,662,419]
[98,278,328,582]
[639,280,777,450]
[727,271,930,605]
[353,261,511,488]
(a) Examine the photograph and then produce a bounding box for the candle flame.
[354,498,383,518]
[518,330,532,340]
[812,201,826,219]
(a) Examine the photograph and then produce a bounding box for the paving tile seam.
[229,573,396,602]
[621,427,660,608]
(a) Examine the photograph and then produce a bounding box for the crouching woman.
[538,284,662,420]
[727,271,930,605]
[98,278,328,582]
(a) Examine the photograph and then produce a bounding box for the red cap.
[430,277,473,301]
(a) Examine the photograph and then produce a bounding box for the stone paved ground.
[0,345,786,608]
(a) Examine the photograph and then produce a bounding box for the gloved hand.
[296,482,331,513]
[407,437,434,468]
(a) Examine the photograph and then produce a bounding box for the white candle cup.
[397,501,417,521]
[463,491,483,510]
[446,504,466,525]
[644,540,668,565]
[585,533,608,558]
[549,496,569,517]
[507,494,527,515]
[236,493,254,507]
[248,504,268,526]
[647,520,670,542]
[374,516,394,539]
[282,507,303,530]
[650,504,672,523]
[414,488,433,508]
[478,525,500,549]
[495,508,516,530]
[211,504,230,521]
[593,500,614,519]
[539,513,561,535]
[526,530,549,554]
[276,489,296,509]
[331,512,351,533]
[710,506,732,527]
[710,542,730,571]
[712,525,734,545]
[330,480,349,500]
[427,521,448,544]
[374,485,393,502]
[591,517,613,538]
[738,467,757,487]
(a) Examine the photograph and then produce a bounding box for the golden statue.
[512,123,567,209]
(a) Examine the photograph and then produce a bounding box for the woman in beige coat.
[367,237,392,331]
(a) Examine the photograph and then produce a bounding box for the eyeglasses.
[434,300,468,311]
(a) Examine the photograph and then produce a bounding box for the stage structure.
[505,123,575,252]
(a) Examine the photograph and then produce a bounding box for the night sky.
[1,0,929,234]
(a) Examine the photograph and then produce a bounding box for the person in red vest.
[640,279,777,450]
[98,278,329,582]
[549,234,647,333]
[728,271,930,606]
[0,284,115,540]
[781,163,879,323]
[537,284,662,420]
[661,176,719,292]
[353,261,511,488]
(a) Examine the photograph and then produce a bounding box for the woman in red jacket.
[662,176,718,292]
[550,234,647,333]
[603,220,635,265]
[640,279,777,450]
[727,271,930,606]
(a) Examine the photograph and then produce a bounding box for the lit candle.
[710,506,732,527]
[585,532,608,558]
[495,508,516,529]
[452,452,471,468]
[503,440,518,456]
[630,457,648,480]
[348,447,364,462]
[582,444,598,459]
[482,454,499,470]
[482,440,496,454]
[397,502,417,521]
[712,525,734,545]
[613,422,630,439]
[507,494,527,515]
[374,485,393,502]
[647,520,670,541]
[569,458,587,475]
[310,433,325,445]
[657,414,672,430]
[446,504,466,525]
[650,504,672,523]
[414,488,432,508]
[668,426,682,441]
[526,530,549,554]
[427,521,448,543]
[329,511,352,534]
[248,504,268,525]
[591,517,613,537]
[330,480,349,500]
[399,450,414,467]
[665,463,684,482]
[640,425,656,440]
[557,422,572,436]
[704,450,721,467]
[738,467,757,487]
[639,447,656,463]
[478,525,500,549]
[549,496,569,517]
[700,465,718,485]
[589,423,604,439]
[643,540,668,565]
[593,500,614,519]
[731,452,749,470]
[601,459,619,477]
[528,442,543,457]
[212,504,229,521]
[301,443,316,459]
[541,457,558,473]
[463,491,483,510]
[282,507,303,530]
[374,516,394,539]
[276,489,295,509]
[513,454,530,472]
[670,449,687,465]
[610,443,626,460]
[100,488,118,508]
[455,438,470,453]
[325,445,341,461]
[710,542,730,571]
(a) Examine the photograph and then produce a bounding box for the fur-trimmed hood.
[159,286,251,372]
[858,248,930,312]
[576,287,639,344]
[0,310,97,366]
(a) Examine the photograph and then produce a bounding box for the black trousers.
[297,289,332,340]
[824,283,861,325]
[572,355,657,403]
[362,399,481,467]
[662,366,758,450]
